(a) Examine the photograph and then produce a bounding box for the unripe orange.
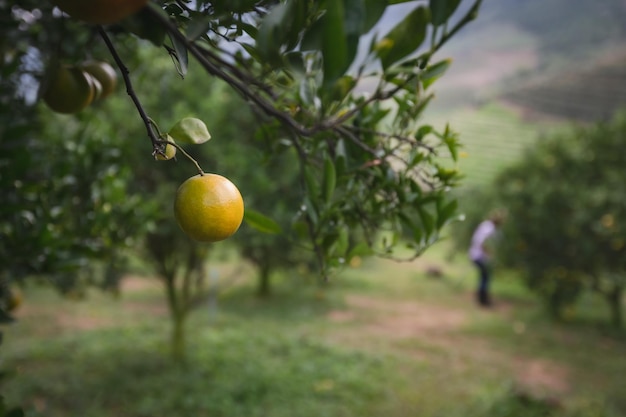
[174,174,244,242]
[41,65,95,114]
[156,136,177,161]
[81,60,117,99]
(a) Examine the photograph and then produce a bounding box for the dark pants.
[473,259,491,306]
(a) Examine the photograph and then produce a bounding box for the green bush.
[493,111,626,326]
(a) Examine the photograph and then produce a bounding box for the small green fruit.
[41,65,94,114]
[156,136,177,161]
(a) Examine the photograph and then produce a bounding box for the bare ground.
[326,294,571,398]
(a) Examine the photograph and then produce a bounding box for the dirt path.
[326,294,571,398]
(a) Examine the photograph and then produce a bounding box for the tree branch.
[97,26,160,148]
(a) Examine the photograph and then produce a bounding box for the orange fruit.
[81,60,117,99]
[52,0,148,25]
[174,174,244,242]
[84,71,103,101]
[42,65,95,114]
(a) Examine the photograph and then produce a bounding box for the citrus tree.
[181,81,313,296]
[4,0,481,277]
[493,112,626,327]
[230,140,314,297]
[0,73,152,306]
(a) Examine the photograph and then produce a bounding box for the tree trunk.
[257,263,271,297]
[607,285,623,329]
[163,273,188,363]
[171,310,187,363]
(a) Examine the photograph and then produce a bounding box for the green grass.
[2,243,625,417]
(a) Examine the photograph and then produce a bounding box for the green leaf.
[441,124,460,161]
[285,0,308,49]
[300,14,324,51]
[398,210,416,230]
[244,209,282,234]
[303,196,319,226]
[256,0,307,65]
[240,21,259,38]
[257,1,292,64]
[342,0,367,56]
[436,198,458,228]
[362,0,388,33]
[411,221,424,244]
[240,43,262,62]
[121,7,167,46]
[335,226,349,256]
[300,0,364,87]
[378,6,429,69]
[167,32,189,78]
[321,1,349,86]
[186,14,212,41]
[348,242,373,259]
[168,118,211,144]
[323,157,337,202]
[303,166,320,199]
[415,124,433,141]
[429,0,462,26]
[421,59,452,89]
[418,206,435,236]
[326,75,357,104]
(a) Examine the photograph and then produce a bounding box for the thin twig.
[100,26,206,175]
[97,26,159,148]
[144,5,306,132]
[157,138,205,175]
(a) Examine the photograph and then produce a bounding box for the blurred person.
[468,210,506,307]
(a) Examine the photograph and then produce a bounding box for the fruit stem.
[157,138,205,176]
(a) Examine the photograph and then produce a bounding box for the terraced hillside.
[501,51,626,123]
[423,2,626,191]
[427,104,561,189]
[428,48,626,190]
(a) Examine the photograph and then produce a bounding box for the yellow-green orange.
[174,174,244,242]
[156,136,177,161]
[52,0,148,24]
[81,60,117,99]
[42,65,94,114]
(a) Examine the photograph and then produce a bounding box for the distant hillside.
[421,1,626,191]
[484,0,626,59]
[429,0,626,115]
[500,51,626,123]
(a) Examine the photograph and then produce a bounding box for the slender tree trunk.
[257,263,271,297]
[163,273,187,363]
[171,310,187,362]
[607,285,623,328]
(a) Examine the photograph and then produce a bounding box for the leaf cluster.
[1,0,483,277]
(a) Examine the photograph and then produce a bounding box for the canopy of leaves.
[1,0,483,280]
[493,111,626,317]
